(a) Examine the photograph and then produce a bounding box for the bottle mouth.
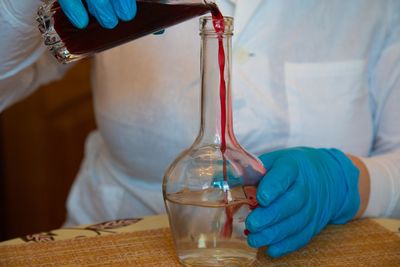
[200,16,234,36]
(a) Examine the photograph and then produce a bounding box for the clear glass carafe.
[37,0,216,63]
[163,17,266,267]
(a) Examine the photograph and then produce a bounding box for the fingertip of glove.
[245,214,263,233]
[244,215,255,232]
[245,219,254,234]
[256,191,271,207]
[120,7,137,22]
[72,15,89,29]
[59,2,89,29]
[116,0,137,21]
[102,20,119,29]
[267,244,293,259]
[266,246,283,258]
[94,11,119,29]
[246,234,259,248]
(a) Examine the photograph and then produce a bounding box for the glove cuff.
[327,148,360,224]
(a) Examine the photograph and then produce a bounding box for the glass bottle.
[163,16,266,267]
[37,0,216,64]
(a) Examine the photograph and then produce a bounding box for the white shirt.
[1,0,399,225]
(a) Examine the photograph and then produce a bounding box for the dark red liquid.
[209,6,234,238]
[52,1,211,55]
[210,7,226,155]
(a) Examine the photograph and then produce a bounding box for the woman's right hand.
[58,0,137,29]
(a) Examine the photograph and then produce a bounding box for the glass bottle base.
[179,247,256,267]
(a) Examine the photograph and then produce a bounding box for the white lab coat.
[1,0,399,225]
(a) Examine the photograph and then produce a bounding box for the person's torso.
[90,0,387,202]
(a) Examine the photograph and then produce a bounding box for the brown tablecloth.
[0,216,399,266]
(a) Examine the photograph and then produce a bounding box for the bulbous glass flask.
[163,16,266,267]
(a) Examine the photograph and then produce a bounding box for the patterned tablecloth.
[0,215,399,266]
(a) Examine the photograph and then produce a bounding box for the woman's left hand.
[246,147,360,257]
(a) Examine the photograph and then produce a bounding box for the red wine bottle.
[37,0,217,63]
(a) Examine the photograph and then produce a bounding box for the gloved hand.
[246,147,360,258]
[58,0,137,29]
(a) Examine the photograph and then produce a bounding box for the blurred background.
[0,60,96,241]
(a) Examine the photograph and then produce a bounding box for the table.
[1,215,399,266]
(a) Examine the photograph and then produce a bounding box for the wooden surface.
[0,60,96,240]
[0,216,399,266]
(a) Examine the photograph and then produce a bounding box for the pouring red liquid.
[208,6,260,238]
[43,0,258,239]
[210,6,233,238]
[154,4,266,264]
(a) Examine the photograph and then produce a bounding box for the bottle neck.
[197,31,235,147]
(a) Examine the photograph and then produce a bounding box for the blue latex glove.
[246,147,360,258]
[58,0,137,29]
